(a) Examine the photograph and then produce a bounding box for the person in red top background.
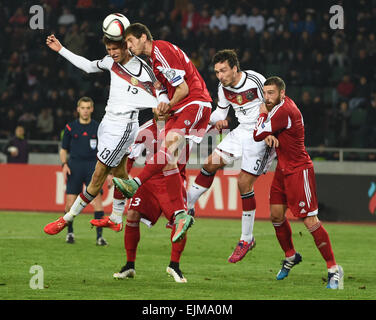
[253,76,344,290]
[114,22,212,243]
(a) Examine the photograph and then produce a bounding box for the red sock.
[241,191,256,211]
[272,219,296,257]
[170,224,187,262]
[163,168,185,213]
[308,221,336,268]
[137,147,173,184]
[124,220,140,262]
[195,168,215,188]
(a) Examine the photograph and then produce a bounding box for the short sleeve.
[61,124,72,151]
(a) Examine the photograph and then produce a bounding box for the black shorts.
[66,159,96,195]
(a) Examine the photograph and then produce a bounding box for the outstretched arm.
[46,34,104,73]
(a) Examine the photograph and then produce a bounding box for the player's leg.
[227,127,274,263]
[114,183,160,279]
[160,188,188,283]
[167,223,188,283]
[63,161,111,222]
[91,193,107,245]
[186,151,226,213]
[271,203,302,280]
[228,170,257,263]
[64,194,78,243]
[298,168,343,289]
[269,168,302,279]
[44,162,91,235]
[91,119,138,230]
[186,125,241,215]
[110,156,129,224]
[113,209,140,279]
[161,132,195,242]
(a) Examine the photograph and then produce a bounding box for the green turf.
[0,211,375,300]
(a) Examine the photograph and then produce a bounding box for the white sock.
[187,183,208,209]
[63,195,90,222]
[109,199,124,224]
[240,210,255,243]
[328,265,338,273]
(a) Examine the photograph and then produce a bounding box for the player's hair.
[102,35,126,48]
[264,76,286,91]
[212,49,240,71]
[77,96,94,107]
[124,23,153,41]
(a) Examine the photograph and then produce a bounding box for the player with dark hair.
[112,23,212,243]
[113,109,192,282]
[185,49,275,263]
[44,31,168,236]
[253,76,344,289]
[60,97,106,245]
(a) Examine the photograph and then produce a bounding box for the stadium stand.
[0,0,375,153]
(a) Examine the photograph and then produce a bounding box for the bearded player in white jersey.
[44,32,168,236]
[187,49,276,263]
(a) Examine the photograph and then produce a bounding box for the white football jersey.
[217,70,266,125]
[59,47,165,121]
[97,55,161,117]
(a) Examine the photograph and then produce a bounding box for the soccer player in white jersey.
[186,49,276,263]
[44,33,168,236]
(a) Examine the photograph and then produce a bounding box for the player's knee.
[127,210,141,221]
[203,154,224,173]
[270,205,285,223]
[237,171,257,194]
[303,215,320,229]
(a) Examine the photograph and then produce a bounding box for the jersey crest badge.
[131,77,139,86]
[90,139,97,150]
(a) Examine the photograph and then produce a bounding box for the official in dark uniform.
[60,97,107,245]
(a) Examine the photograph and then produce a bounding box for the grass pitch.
[0,211,375,301]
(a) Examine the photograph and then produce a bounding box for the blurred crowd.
[0,0,375,155]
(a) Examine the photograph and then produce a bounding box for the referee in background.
[60,96,107,245]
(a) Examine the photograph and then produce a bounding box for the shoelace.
[282,260,295,270]
[329,272,340,281]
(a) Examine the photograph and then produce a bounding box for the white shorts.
[97,115,138,168]
[215,123,275,175]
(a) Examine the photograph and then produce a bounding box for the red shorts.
[128,178,182,225]
[270,166,318,218]
[162,103,211,144]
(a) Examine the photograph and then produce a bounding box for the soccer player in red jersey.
[253,76,344,289]
[113,110,191,282]
[113,23,212,242]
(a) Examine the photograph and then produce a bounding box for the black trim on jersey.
[246,72,264,99]
[117,59,142,77]
[105,122,133,166]
[232,71,247,90]
[217,104,230,109]
[257,146,272,175]
[134,55,158,83]
[97,55,110,71]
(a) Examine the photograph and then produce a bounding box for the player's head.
[263,76,286,110]
[102,36,128,63]
[77,96,94,122]
[213,49,241,87]
[124,23,153,56]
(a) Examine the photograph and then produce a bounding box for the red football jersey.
[253,96,313,175]
[127,119,190,181]
[150,40,212,111]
